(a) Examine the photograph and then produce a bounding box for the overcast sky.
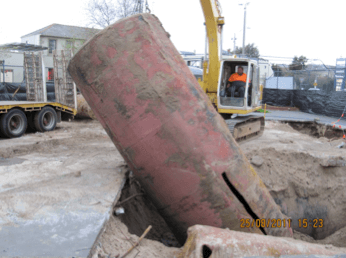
[0,0,345,66]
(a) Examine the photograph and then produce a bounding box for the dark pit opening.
[114,173,181,248]
[288,121,345,139]
[222,172,266,235]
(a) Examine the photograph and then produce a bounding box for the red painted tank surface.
[68,13,293,243]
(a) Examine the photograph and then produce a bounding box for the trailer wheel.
[0,109,28,138]
[34,107,57,132]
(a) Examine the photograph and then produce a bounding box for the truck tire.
[34,107,57,132]
[0,109,28,138]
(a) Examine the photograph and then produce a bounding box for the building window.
[48,68,54,81]
[49,39,56,54]
[66,40,73,48]
[65,40,75,54]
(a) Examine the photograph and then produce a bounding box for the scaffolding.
[53,50,76,108]
[23,52,45,101]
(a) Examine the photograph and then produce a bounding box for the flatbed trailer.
[0,101,77,138]
[0,44,78,138]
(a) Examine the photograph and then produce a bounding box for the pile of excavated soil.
[241,121,346,247]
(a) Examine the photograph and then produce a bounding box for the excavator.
[196,0,265,142]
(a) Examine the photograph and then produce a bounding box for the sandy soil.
[240,121,346,247]
[1,119,345,257]
[0,120,125,227]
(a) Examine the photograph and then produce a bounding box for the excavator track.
[225,115,265,143]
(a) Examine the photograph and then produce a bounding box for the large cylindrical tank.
[68,13,292,243]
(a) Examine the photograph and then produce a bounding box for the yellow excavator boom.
[198,0,265,142]
[199,0,224,94]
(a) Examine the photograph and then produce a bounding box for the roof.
[0,43,48,52]
[21,24,100,40]
[180,51,196,56]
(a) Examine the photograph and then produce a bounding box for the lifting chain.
[145,0,151,13]
[215,0,222,17]
[215,0,223,33]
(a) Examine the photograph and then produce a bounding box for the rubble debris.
[250,156,264,166]
[114,207,124,216]
[337,142,345,149]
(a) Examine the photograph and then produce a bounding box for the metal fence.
[264,68,336,92]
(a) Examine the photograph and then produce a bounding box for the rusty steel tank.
[68,13,293,244]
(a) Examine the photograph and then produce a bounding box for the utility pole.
[231,33,237,53]
[239,2,250,56]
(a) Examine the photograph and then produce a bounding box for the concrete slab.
[0,210,107,257]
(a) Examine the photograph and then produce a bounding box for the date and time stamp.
[240,218,324,229]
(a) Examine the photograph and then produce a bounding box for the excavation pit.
[114,172,181,248]
[287,121,345,139]
[242,121,346,247]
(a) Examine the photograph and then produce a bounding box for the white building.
[1,24,100,83]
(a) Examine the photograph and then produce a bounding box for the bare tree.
[85,0,118,28]
[85,0,145,28]
[115,0,144,18]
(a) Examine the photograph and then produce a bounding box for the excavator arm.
[199,0,224,93]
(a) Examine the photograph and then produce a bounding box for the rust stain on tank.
[113,97,130,118]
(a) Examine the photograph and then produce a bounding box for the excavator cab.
[217,59,261,112]
[216,59,264,142]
